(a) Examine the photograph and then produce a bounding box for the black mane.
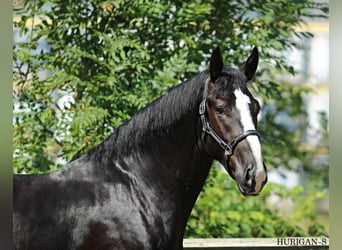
[86,70,210,160]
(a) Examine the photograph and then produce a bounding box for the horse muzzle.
[236,163,268,196]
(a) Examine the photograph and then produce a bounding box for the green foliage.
[259,82,312,170]
[13,0,328,238]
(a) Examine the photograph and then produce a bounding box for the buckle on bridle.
[224,150,232,162]
[199,100,206,115]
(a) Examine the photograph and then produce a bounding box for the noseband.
[199,80,260,170]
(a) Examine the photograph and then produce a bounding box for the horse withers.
[13,47,267,249]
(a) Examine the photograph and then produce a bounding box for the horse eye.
[215,106,224,115]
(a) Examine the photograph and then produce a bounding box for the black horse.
[13,47,267,249]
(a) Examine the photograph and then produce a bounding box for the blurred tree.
[13,0,328,237]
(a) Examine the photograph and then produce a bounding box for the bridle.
[199,79,260,173]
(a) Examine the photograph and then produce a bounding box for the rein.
[199,79,260,172]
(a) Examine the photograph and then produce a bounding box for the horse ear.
[240,46,259,82]
[209,47,223,83]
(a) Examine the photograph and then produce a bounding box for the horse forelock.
[213,66,247,92]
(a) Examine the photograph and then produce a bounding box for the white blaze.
[234,89,264,176]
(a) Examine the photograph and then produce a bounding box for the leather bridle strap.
[199,80,260,163]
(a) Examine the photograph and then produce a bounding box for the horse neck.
[121,120,213,247]
[124,77,213,245]
[84,72,213,245]
[112,82,212,195]
[107,72,212,187]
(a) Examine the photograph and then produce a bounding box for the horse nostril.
[245,167,252,182]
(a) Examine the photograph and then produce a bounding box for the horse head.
[200,47,267,196]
